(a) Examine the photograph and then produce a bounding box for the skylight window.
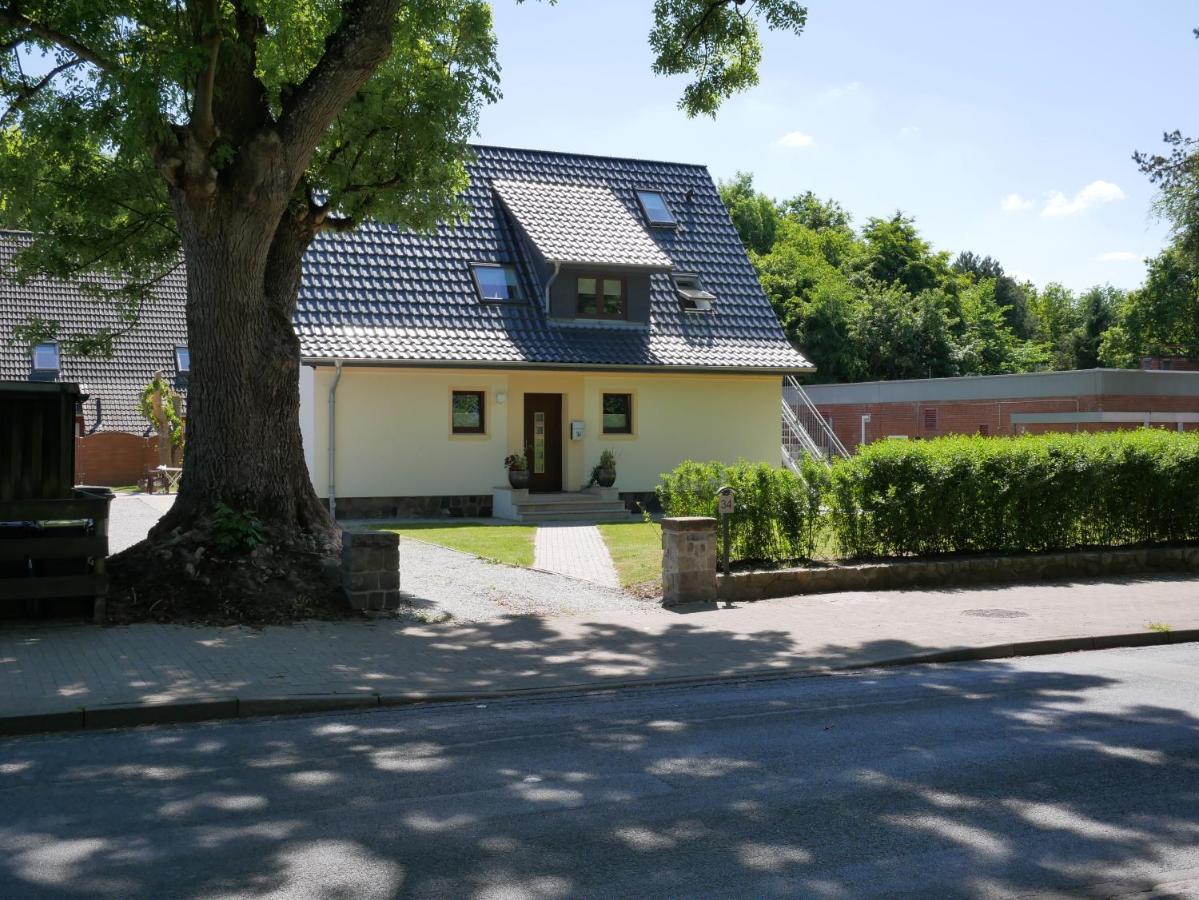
[32,342,60,371]
[471,263,523,302]
[636,190,676,227]
[175,346,191,374]
[673,274,716,312]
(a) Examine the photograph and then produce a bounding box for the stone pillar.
[341,529,401,611]
[661,516,717,606]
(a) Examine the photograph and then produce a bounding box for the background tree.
[718,172,780,255]
[0,0,808,607]
[138,374,186,469]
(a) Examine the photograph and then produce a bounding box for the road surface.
[2,645,1198,898]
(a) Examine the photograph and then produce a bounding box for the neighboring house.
[296,145,813,518]
[0,231,188,486]
[800,368,1199,453]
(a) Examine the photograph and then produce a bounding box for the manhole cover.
[962,608,1029,619]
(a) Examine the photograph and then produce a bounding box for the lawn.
[374,522,536,567]
[597,522,662,588]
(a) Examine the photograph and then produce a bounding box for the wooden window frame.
[602,392,633,435]
[576,274,627,320]
[451,389,486,435]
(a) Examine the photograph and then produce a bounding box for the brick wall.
[75,432,157,486]
[817,393,1199,452]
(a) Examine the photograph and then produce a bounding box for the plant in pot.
[589,449,617,488]
[504,452,529,489]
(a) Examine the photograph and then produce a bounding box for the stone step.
[515,501,628,514]
[519,511,636,524]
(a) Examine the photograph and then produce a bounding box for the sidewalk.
[3,574,1198,734]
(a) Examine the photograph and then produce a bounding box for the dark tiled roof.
[0,232,188,434]
[297,145,812,372]
[492,178,673,268]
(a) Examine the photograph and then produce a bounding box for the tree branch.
[0,57,83,127]
[277,0,400,179]
[0,8,117,73]
[191,0,223,143]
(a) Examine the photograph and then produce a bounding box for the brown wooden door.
[523,393,563,492]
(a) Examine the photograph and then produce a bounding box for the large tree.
[0,0,807,609]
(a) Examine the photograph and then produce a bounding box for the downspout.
[327,360,344,518]
[860,414,871,450]
[543,260,561,314]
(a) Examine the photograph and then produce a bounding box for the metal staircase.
[782,375,850,470]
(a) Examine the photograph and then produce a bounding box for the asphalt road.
[2,645,1198,899]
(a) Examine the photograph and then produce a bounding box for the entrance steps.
[493,488,635,524]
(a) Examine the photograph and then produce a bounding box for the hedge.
[831,430,1199,557]
[656,459,827,562]
[657,430,1199,564]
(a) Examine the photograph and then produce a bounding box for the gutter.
[543,260,560,314]
[326,359,343,518]
[301,356,816,377]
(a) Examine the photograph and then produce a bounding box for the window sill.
[550,318,649,331]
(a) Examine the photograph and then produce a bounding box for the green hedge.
[657,431,1199,565]
[830,430,1199,557]
[656,459,827,562]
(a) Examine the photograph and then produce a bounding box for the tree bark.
[149,191,335,550]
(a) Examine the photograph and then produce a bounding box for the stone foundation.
[661,516,717,606]
[330,495,493,519]
[340,528,401,611]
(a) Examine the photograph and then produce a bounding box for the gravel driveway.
[106,496,652,620]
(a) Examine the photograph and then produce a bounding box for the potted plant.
[589,449,617,488]
[504,451,529,489]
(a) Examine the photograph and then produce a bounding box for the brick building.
[798,369,1199,453]
[0,231,188,486]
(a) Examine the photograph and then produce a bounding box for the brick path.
[534,524,620,588]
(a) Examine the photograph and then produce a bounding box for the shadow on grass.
[1,641,1198,897]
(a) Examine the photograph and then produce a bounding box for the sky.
[476,1,1199,292]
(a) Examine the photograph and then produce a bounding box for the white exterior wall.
[309,366,781,499]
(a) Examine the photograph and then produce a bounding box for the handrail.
[784,375,850,460]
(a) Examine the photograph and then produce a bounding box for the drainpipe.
[543,260,561,314]
[327,360,344,518]
[860,414,871,450]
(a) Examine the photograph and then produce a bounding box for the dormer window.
[577,276,626,319]
[674,273,716,312]
[175,346,191,374]
[471,263,523,303]
[32,342,60,371]
[636,190,675,227]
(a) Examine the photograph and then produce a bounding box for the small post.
[716,485,735,576]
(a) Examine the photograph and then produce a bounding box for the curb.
[2,629,1197,739]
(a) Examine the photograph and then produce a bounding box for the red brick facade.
[74,432,158,487]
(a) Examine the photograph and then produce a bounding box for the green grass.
[109,485,140,494]
[373,522,536,567]
[597,522,662,588]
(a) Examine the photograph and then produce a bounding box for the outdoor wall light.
[496,392,507,404]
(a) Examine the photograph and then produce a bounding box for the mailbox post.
[716,485,735,576]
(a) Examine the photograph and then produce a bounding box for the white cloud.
[775,130,815,149]
[1098,251,1140,262]
[1000,193,1033,213]
[898,125,921,139]
[819,81,862,101]
[1042,180,1126,217]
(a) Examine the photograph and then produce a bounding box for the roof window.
[636,190,676,227]
[471,263,523,303]
[175,346,191,374]
[673,274,716,312]
[32,342,60,371]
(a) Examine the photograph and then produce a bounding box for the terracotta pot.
[596,468,616,488]
[508,469,530,489]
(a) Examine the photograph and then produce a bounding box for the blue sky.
[477,1,1198,292]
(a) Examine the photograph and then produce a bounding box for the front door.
[523,393,563,492]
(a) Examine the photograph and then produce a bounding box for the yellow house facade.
[295,145,811,520]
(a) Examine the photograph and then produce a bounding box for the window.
[175,346,191,374]
[451,390,485,434]
[636,190,675,226]
[673,273,716,312]
[32,342,59,371]
[471,263,523,303]
[923,408,938,431]
[978,423,989,436]
[602,393,632,434]
[576,276,625,319]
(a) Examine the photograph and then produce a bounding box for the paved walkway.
[108,493,176,553]
[533,524,620,587]
[2,575,1198,722]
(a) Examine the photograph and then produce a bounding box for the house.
[799,368,1199,453]
[0,231,188,486]
[296,145,813,519]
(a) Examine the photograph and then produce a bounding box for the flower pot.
[508,469,530,489]
[596,468,616,488]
